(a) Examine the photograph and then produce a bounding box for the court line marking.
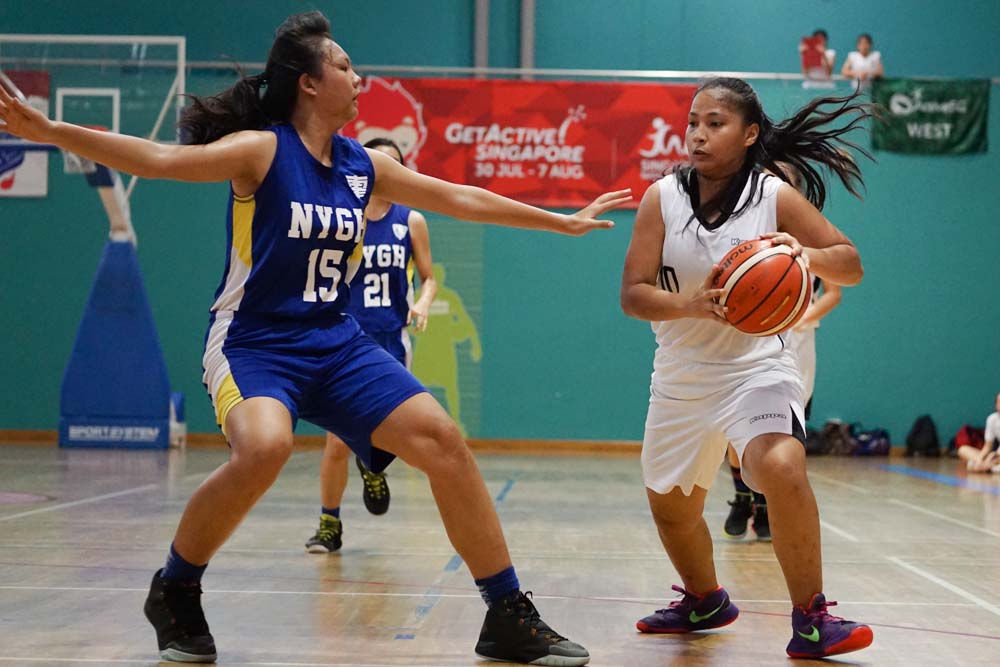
[886,556,1000,618]
[0,551,927,565]
[393,477,517,639]
[0,659,415,666]
[819,519,861,543]
[807,471,872,494]
[881,464,1000,496]
[0,461,259,525]
[0,484,158,522]
[0,461,224,524]
[0,584,978,607]
[888,498,1000,539]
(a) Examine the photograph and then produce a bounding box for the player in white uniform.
[621,77,873,659]
[958,391,1000,473]
[723,163,843,542]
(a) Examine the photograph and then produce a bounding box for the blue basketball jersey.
[210,124,374,319]
[346,204,414,333]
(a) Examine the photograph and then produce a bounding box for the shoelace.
[509,591,567,642]
[164,582,210,635]
[804,598,847,624]
[656,584,701,614]
[314,518,340,542]
[361,470,388,498]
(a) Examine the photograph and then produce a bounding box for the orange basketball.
[712,239,812,336]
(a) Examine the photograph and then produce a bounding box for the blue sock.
[322,506,341,519]
[730,466,751,494]
[475,566,520,608]
[162,543,207,582]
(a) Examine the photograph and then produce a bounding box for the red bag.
[954,424,986,448]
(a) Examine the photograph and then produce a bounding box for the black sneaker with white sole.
[143,569,217,663]
[305,514,343,553]
[475,591,589,666]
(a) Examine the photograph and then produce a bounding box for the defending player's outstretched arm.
[0,85,273,189]
[366,147,631,236]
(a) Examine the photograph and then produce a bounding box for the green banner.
[872,78,989,154]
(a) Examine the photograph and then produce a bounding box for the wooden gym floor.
[0,443,997,666]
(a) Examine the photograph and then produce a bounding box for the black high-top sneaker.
[143,569,217,663]
[356,456,390,515]
[475,591,589,666]
[305,514,343,553]
[752,496,771,542]
[724,491,753,540]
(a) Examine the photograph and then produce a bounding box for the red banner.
[341,77,697,209]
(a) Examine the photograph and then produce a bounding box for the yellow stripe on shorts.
[214,373,244,436]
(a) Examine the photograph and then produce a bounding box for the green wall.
[1,1,998,445]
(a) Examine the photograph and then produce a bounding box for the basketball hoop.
[61,149,96,174]
[61,124,105,174]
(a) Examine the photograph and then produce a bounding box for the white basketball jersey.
[651,172,802,400]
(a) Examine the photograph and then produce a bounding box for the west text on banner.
[872,78,989,155]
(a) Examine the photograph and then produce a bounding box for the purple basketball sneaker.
[636,585,739,633]
[786,593,873,658]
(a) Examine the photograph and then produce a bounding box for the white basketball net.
[61,148,96,174]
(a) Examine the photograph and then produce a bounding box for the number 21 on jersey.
[363,273,391,307]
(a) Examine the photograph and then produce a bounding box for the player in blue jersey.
[0,12,629,665]
[305,137,437,553]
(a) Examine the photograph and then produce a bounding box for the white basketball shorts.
[641,379,805,495]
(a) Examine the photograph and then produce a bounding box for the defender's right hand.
[0,83,56,144]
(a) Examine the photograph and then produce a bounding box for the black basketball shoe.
[143,569,217,663]
[752,498,771,542]
[305,514,343,553]
[475,590,589,666]
[356,456,390,515]
[724,491,753,540]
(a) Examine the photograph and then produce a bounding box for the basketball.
[713,239,812,336]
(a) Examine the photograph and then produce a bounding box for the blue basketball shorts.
[201,311,426,472]
[366,328,412,369]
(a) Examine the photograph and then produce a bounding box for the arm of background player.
[408,211,437,332]
[872,53,885,79]
[841,56,856,79]
[797,279,843,328]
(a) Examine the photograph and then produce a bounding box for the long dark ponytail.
[675,77,874,221]
[178,12,332,144]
